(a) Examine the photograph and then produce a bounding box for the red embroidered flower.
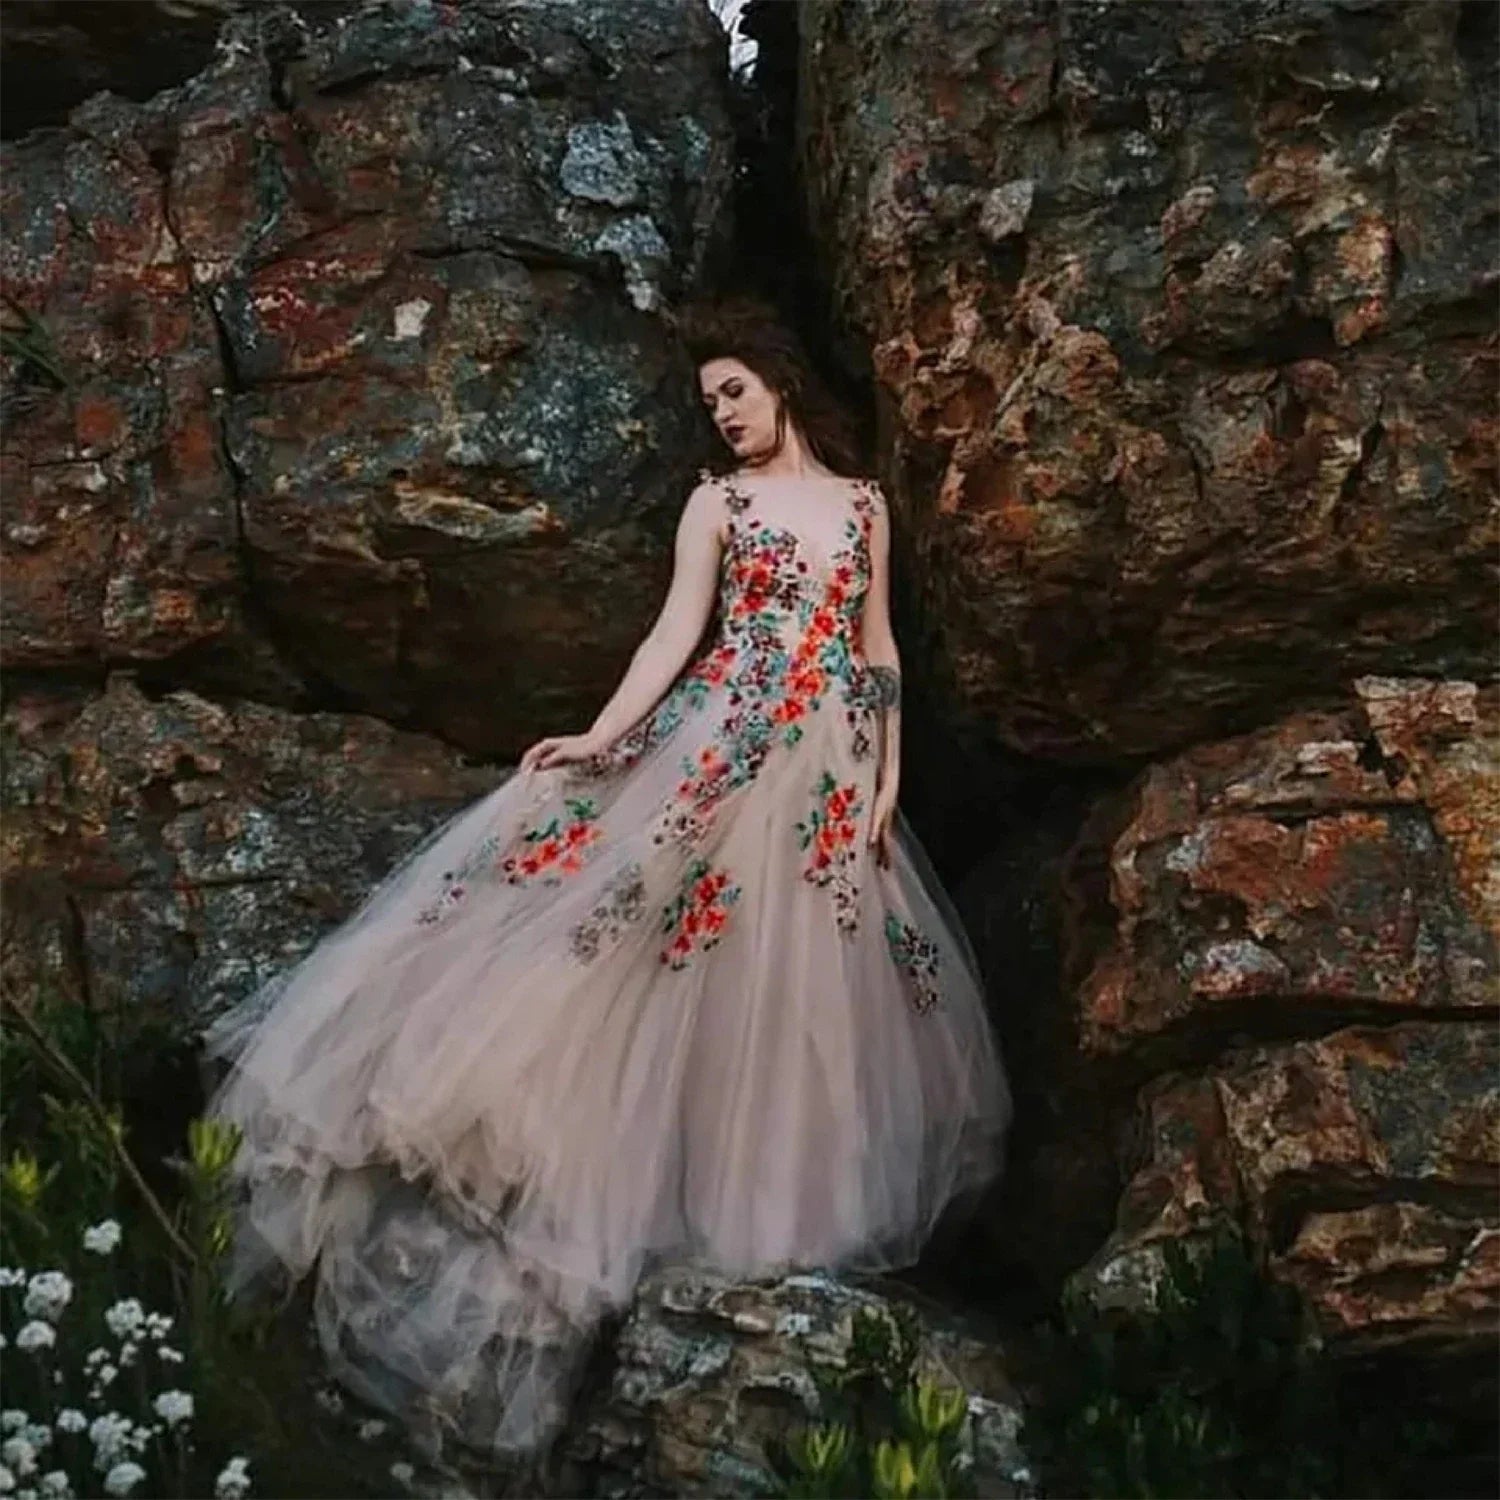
[796,772,867,937]
[500,797,604,886]
[660,857,741,969]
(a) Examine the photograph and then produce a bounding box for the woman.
[201,297,1012,1464]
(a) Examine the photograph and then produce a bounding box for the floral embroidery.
[569,861,647,962]
[849,715,873,762]
[576,642,738,782]
[884,912,941,1014]
[660,858,741,969]
[498,797,604,885]
[414,831,502,927]
[796,771,865,934]
[647,476,880,845]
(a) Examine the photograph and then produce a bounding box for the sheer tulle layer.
[202,653,1012,1460]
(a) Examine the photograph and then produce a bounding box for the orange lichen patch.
[1299,811,1389,889]
[166,410,221,488]
[148,589,202,629]
[1079,950,1135,1043]
[1175,814,1312,909]
[958,455,1038,544]
[1334,297,1387,346]
[74,393,131,453]
[1357,678,1499,939]
[1336,215,1393,290]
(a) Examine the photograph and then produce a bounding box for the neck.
[743,429,823,479]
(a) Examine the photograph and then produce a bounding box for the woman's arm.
[583,479,726,746]
[860,488,902,800]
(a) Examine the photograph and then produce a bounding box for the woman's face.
[698,357,781,462]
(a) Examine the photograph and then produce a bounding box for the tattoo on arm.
[869,666,902,784]
[869,666,901,710]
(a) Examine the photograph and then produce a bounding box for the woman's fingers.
[521,737,556,772]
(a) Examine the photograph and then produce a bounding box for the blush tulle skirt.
[200,680,1012,1460]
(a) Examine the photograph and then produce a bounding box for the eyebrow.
[701,375,742,398]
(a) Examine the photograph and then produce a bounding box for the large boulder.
[1069,676,1498,1053]
[0,674,496,1038]
[572,1265,1031,1499]
[1061,678,1497,1360]
[1,0,734,756]
[800,0,1497,761]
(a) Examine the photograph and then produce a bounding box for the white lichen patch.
[560,115,647,207]
[392,298,433,341]
[593,215,671,311]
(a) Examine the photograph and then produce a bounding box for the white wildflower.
[150,1392,192,1428]
[38,1475,71,1500]
[82,1350,109,1370]
[22,1274,72,1324]
[0,1442,34,1479]
[213,1456,251,1500]
[102,1301,144,1340]
[0,1421,21,1438]
[16,1434,46,1456]
[156,1346,184,1365]
[0,1267,25,1288]
[90,1365,118,1391]
[15,1324,55,1353]
[0,1463,14,1494]
[102,1463,145,1497]
[81,1221,122,1256]
[51,1413,85,1437]
[87,1414,130,1465]
[142,1313,172,1341]
[356,1418,387,1441]
[118,1343,138,1369]
[389,1461,414,1486]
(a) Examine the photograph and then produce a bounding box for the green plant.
[1019,1223,1460,1498]
[0,992,435,1498]
[1,299,70,390]
[764,1302,977,1499]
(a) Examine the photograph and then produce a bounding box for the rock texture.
[572,1265,1031,1499]
[1070,676,1498,1053]
[0,675,496,1034]
[1064,679,1498,1357]
[801,0,1498,760]
[1,0,734,757]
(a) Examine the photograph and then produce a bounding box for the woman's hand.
[867,780,898,869]
[518,730,607,774]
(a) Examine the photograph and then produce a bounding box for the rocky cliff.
[2,0,1496,1491]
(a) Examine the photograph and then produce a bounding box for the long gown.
[200,469,1012,1462]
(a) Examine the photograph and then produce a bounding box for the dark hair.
[675,296,864,477]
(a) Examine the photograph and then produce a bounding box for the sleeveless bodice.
[714,471,876,665]
[575,471,885,790]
